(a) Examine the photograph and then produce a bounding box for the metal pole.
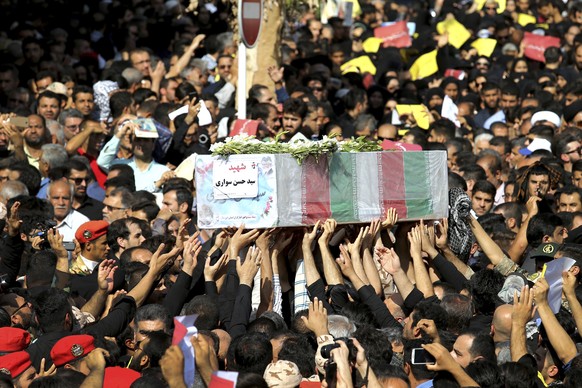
[237,42,247,120]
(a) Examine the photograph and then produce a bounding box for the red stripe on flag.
[302,154,331,224]
[379,152,408,218]
[172,318,187,345]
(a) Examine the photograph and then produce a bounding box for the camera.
[321,338,358,363]
[31,220,57,250]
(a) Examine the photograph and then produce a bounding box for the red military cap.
[50,334,95,367]
[103,366,140,388]
[0,327,31,353]
[0,351,32,378]
[75,221,109,244]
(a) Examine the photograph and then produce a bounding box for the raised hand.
[408,226,423,259]
[375,247,401,274]
[318,218,337,246]
[160,346,186,388]
[255,228,275,252]
[182,233,202,274]
[512,285,535,326]
[272,230,293,252]
[6,201,22,236]
[435,218,448,250]
[300,297,329,337]
[150,243,182,276]
[362,219,381,251]
[47,228,67,258]
[302,220,321,250]
[228,224,260,259]
[346,226,366,258]
[267,65,285,84]
[419,220,438,258]
[97,259,118,293]
[204,253,228,282]
[236,245,262,286]
[382,208,399,230]
[532,277,549,306]
[336,244,356,277]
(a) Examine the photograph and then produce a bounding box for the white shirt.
[79,254,100,273]
[56,210,90,242]
[495,182,506,207]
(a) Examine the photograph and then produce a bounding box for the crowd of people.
[0,0,581,387]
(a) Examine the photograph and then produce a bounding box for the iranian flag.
[172,314,198,387]
[278,151,447,225]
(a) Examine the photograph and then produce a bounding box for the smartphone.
[8,116,28,128]
[411,348,435,365]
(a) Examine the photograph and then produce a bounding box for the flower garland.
[210,134,384,164]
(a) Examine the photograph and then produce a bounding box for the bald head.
[377,124,397,141]
[492,304,513,341]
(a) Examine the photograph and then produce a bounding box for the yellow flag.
[396,105,430,130]
[436,18,471,49]
[340,55,376,75]
[517,13,536,26]
[409,50,438,81]
[363,37,383,54]
[471,38,497,57]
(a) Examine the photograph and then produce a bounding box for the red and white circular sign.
[238,0,263,48]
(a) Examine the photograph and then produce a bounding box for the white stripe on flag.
[355,152,382,221]
[174,315,198,388]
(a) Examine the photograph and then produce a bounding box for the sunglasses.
[378,136,397,141]
[476,62,490,66]
[565,147,581,155]
[68,177,87,185]
[311,87,324,92]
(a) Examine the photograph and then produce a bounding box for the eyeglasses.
[68,177,87,185]
[311,87,324,92]
[219,64,231,69]
[353,36,363,42]
[476,62,490,66]
[12,302,31,316]
[565,147,582,155]
[104,204,127,211]
[485,6,497,10]
[0,176,8,182]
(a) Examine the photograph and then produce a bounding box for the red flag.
[381,139,423,151]
[444,69,466,80]
[374,22,411,48]
[522,32,560,62]
[230,119,259,137]
[209,371,238,388]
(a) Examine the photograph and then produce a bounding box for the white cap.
[530,111,561,128]
[519,138,552,156]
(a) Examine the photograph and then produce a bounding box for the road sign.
[238,0,263,48]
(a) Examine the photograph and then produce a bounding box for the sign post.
[237,0,263,120]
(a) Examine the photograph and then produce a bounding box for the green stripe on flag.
[329,153,357,222]
[403,152,433,219]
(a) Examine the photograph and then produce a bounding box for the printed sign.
[213,156,260,199]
